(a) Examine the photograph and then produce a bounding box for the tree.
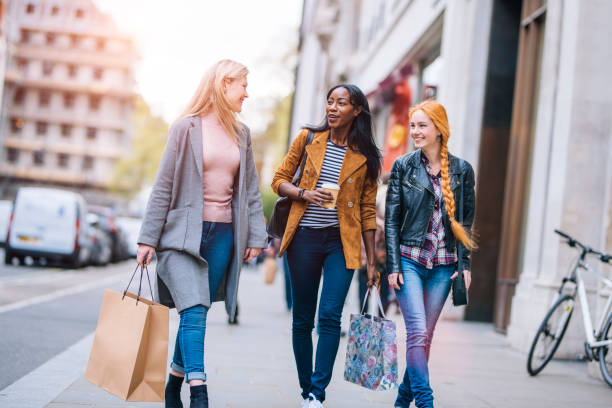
[110,96,169,199]
[253,92,293,221]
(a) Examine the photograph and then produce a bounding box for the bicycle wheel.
[527,295,575,375]
[598,313,612,388]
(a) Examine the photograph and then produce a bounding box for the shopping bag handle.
[360,286,386,319]
[122,263,154,305]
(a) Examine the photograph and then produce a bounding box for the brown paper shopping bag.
[85,265,169,401]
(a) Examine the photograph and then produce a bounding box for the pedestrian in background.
[137,59,267,408]
[272,84,381,408]
[385,100,476,408]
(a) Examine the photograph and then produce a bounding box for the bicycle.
[526,229,612,387]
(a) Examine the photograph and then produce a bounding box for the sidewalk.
[47,264,611,407]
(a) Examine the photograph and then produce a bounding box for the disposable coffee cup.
[321,182,340,209]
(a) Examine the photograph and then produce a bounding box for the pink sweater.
[201,114,240,222]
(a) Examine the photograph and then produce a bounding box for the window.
[70,34,80,48]
[82,155,94,170]
[7,148,19,164]
[11,118,24,133]
[20,29,30,43]
[57,153,69,168]
[39,90,51,107]
[42,61,54,77]
[17,58,28,71]
[96,39,105,51]
[33,151,45,166]
[63,92,75,109]
[67,64,77,78]
[51,6,59,16]
[75,8,84,18]
[36,121,48,135]
[61,124,72,137]
[26,3,35,14]
[86,127,97,140]
[89,95,101,111]
[13,88,26,105]
[46,33,55,45]
[93,67,103,81]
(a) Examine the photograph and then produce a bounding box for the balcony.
[4,69,135,98]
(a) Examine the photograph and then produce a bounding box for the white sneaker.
[309,393,324,408]
[301,398,310,408]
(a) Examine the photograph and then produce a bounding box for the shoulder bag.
[451,168,469,306]
[266,130,314,239]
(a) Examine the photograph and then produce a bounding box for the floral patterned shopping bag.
[344,287,398,390]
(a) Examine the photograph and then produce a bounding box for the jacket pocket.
[402,179,423,192]
[159,207,189,251]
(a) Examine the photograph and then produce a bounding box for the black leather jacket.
[384,150,475,275]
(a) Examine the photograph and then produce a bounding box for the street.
[0,250,610,407]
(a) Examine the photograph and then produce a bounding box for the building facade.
[291,0,612,380]
[0,1,7,105]
[0,0,137,204]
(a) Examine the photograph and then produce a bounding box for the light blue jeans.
[170,221,233,382]
[395,257,454,408]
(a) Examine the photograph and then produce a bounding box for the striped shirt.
[299,140,347,228]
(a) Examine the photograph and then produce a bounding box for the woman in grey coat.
[137,59,267,408]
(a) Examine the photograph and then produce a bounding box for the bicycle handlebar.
[554,229,611,264]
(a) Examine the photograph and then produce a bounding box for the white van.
[5,187,91,267]
[0,200,12,247]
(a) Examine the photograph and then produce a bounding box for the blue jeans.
[395,258,454,408]
[170,221,233,382]
[286,227,354,402]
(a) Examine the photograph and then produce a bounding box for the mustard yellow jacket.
[271,129,378,269]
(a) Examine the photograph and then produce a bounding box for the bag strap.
[453,158,463,267]
[123,263,154,304]
[291,130,314,186]
[360,286,386,319]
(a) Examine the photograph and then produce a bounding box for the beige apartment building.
[0,0,136,204]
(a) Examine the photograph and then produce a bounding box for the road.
[0,250,130,391]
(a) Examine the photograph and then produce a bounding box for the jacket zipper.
[420,204,434,247]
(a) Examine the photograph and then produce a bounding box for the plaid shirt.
[400,154,457,269]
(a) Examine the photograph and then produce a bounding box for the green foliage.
[253,93,293,172]
[110,97,169,199]
[260,187,279,222]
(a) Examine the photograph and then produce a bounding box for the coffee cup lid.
[321,182,340,190]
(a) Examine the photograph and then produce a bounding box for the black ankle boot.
[190,384,208,408]
[165,373,184,408]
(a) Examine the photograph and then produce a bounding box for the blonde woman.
[385,100,476,408]
[137,60,267,408]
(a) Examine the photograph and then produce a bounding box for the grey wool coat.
[137,115,267,318]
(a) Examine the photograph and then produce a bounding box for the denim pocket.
[201,221,215,244]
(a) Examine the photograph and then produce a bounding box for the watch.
[298,188,306,201]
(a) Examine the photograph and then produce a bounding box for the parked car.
[5,187,91,267]
[116,216,142,258]
[87,205,129,262]
[0,200,12,248]
[87,213,112,266]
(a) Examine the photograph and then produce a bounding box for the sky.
[94,0,303,133]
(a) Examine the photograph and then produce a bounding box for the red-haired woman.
[385,100,476,408]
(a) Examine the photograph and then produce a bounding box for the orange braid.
[410,100,477,251]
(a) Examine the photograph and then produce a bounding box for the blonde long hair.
[409,100,477,251]
[181,59,248,144]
